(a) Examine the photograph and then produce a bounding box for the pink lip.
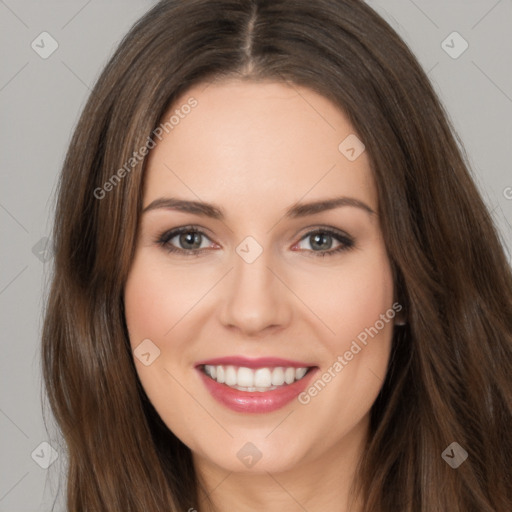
[195,356,313,369]
[196,365,319,414]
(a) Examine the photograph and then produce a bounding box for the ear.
[392,295,407,326]
[391,267,407,326]
[394,311,407,326]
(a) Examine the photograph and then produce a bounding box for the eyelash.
[155,225,355,258]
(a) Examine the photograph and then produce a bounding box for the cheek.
[124,254,206,346]
[123,254,204,428]
[334,260,395,343]
[337,253,395,368]
[300,256,395,425]
[294,247,395,414]
[292,247,395,353]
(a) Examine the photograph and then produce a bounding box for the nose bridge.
[234,242,274,294]
[218,238,291,334]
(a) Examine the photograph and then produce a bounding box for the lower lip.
[197,367,318,413]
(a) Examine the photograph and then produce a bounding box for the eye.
[292,228,354,257]
[156,226,216,256]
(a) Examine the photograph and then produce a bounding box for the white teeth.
[271,367,285,386]
[284,367,295,384]
[295,367,307,380]
[202,364,311,391]
[254,368,272,387]
[237,367,254,387]
[225,366,237,386]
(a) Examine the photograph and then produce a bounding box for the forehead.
[143,79,377,215]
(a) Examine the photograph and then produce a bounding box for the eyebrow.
[142,196,375,219]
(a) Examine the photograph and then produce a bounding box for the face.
[124,79,399,476]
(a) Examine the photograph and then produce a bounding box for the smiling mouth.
[199,364,315,392]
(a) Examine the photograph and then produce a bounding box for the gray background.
[1,1,511,510]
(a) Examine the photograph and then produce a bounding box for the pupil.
[181,232,201,249]
[312,233,331,250]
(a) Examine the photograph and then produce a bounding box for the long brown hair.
[41,0,512,510]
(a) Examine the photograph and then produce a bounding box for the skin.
[124,79,400,512]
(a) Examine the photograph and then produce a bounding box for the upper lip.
[195,356,316,369]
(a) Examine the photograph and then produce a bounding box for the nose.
[217,247,293,337]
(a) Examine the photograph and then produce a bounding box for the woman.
[41,0,512,510]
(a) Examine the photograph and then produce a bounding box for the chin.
[193,437,307,475]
